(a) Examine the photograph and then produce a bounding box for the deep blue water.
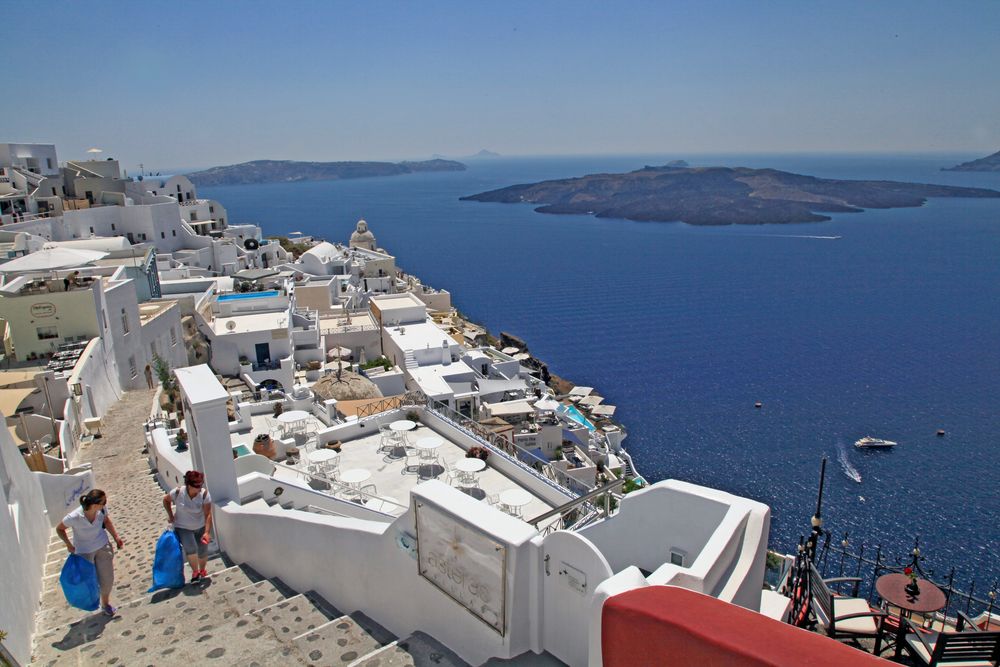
[203,154,1000,586]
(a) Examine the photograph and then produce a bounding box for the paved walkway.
[29,388,473,666]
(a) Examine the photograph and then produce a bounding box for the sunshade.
[0,247,108,273]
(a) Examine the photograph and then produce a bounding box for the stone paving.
[29,388,473,666]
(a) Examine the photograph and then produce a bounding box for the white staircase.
[403,350,418,370]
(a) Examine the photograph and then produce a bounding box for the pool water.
[562,404,596,431]
[232,444,251,457]
[218,290,280,302]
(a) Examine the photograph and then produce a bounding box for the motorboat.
[854,436,897,449]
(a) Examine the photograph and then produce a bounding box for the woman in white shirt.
[163,470,214,583]
[56,489,125,616]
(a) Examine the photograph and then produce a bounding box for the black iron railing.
[812,530,998,623]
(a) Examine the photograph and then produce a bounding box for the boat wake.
[837,445,862,483]
[756,234,842,240]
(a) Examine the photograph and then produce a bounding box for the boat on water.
[855,436,897,449]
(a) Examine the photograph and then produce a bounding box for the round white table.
[306,448,339,476]
[389,419,416,433]
[339,468,371,485]
[454,457,486,486]
[499,488,532,517]
[415,437,442,458]
[277,410,310,436]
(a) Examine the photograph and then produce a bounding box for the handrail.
[526,477,624,527]
[270,459,409,514]
[424,397,588,498]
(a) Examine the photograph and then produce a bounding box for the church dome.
[349,219,377,250]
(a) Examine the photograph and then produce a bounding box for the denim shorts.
[174,526,208,558]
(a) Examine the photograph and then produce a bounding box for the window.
[176,184,181,193]
[150,341,157,357]
[172,230,176,237]
[190,211,198,221]
[128,356,137,379]
[36,325,58,340]
[90,226,94,234]
[161,232,165,239]
[46,158,53,169]
[121,308,130,334]
[170,328,177,346]
[52,187,57,196]
[111,224,116,231]
[209,206,214,214]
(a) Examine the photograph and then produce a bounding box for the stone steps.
[293,611,396,667]
[350,631,471,667]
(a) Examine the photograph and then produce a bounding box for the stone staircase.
[403,350,418,370]
[28,388,470,666]
[32,543,468,666]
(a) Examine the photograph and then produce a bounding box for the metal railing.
[423,396,592,498]
[812,530,999,623]
[527,477,624,534]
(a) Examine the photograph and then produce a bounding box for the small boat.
[936,429,946,437]
[855,436,897,449]
[754,401,763,409]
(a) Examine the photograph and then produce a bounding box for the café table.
[277,410,310,436]
[306,448,339,476]
[876,572,947,660]
[498,488,532,517]
[454,457,486,486]
[389,419,417,447]
[339,468,372,499]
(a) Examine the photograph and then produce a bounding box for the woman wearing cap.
[163,470,214,583]
[56,489,125,616]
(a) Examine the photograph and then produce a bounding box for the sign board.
[415,500,507,635]
[31,302,56,318]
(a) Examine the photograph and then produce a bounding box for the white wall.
[0,410,50,664]
[68,337,123,419]
[215,481,540,666]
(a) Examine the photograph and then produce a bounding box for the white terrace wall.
[214,481,541,666]
[68,337,123,419]
[0,412,50,665]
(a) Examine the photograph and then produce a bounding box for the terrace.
[225,401,561,525]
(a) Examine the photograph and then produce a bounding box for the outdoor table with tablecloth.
[277,410,310,436]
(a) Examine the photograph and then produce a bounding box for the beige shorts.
[80,543,115,598]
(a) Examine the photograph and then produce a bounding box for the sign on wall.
[415,500,507,635]
[31,302,56,318]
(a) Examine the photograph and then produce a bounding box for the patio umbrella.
[533,396,562,412]
[86,147,103,156]
[0,247,108,273]
[326,346,352,360]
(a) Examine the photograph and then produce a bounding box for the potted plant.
[466,446,490,461]
[175,429,188,452]
[253,432,276,460]
[405,410,420,423]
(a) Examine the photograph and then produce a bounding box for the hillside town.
[2,142,996,666]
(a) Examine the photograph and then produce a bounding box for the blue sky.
[4,1,999,169]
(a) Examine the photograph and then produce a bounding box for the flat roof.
[138,300,174,324]
[212,311,288,335]
[386,320,456,352]
[372,293,425,311]
[175,364,228,404]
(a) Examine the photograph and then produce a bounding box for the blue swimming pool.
[218,290,280,302]
[562,404,596,431]
[232,444,251,457]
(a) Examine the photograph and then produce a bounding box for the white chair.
[442,460,461,486]
[403,447,421,474]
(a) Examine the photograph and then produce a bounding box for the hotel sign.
[31,302,56,318]
[415,500,507,635]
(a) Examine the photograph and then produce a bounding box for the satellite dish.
[225,320,237,331]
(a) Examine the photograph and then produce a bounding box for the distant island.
[187,158,465,186]
[460,165,1000,225]
[431,149,501,160]
[944,150,1000,172]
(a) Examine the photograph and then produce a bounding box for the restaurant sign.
[415,500,507,635]
[31,302,56,318]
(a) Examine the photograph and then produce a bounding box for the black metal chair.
[809,562,888,650]
[903,611,1000,666]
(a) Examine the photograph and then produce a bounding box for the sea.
[202,153,1000,588]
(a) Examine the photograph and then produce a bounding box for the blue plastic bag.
[148,529,185,592]
[60,553,100,611]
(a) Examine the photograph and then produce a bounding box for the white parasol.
[0,247,108,273]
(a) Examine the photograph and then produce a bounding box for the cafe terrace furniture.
[498,488,532,518]
[876,573,948,660]
[809,562,888,651]
[903,611,1000,666]
[454,457,486,487]
[277,410,310,437]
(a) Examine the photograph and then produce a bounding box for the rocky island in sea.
[461,165,1000,225]
[187,158,465,186]
[944,149,1000,172]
